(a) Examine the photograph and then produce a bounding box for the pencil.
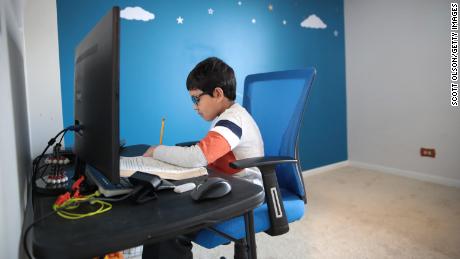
[159,118,165,145]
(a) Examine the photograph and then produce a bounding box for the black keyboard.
[115,177,132,188]
[86,167,133,197]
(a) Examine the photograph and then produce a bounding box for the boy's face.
[189,89,222,121]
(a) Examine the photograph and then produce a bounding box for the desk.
[29,145,264,259]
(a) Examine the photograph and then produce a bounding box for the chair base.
[234,239,248,259]
[193,189,305,249]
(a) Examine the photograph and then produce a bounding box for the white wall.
[0,0,62,258]
[24,0,63,158]
[0,0,30,257]
[345,0,460,185]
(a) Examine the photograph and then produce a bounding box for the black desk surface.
[31,145,264,259]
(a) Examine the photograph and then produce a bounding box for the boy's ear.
[213,87,225,99]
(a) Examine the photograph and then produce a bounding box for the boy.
[143,57,264,186]
[142,57,264,259]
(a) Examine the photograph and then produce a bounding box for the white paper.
[120,156,206,175]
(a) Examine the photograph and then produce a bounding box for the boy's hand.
[143,146,157,157]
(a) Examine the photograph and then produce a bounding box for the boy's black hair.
[186,57,236,101]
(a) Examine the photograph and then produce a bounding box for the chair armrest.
[175,141,199,147]
[230,156,297,237]
[229,156,297,170]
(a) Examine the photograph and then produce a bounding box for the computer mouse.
[190,177,232,201]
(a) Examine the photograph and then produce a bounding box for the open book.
[120,156,207,180]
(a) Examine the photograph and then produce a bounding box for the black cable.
[57,128,68,145]
[32,129,66,184]
[23,209,57,259]
[96,185,144,202]
[26,125,84,258]
[32,144,53,180]
[37,164,50,177]
[24,178,142,257]
[31,126,82,189]
[23,198,90,259]
[23,189,133,259]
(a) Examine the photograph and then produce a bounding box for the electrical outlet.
[420,148,436,158]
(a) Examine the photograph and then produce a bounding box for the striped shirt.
[153,103,264,186]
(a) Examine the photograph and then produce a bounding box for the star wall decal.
[177,16,184,24]
[251,18,256,24]
[238,1,242,6]
[208,8,214,15]
[283,20,287,25]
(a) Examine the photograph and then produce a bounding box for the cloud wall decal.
[300,14,327,29]
[120,6,154,21]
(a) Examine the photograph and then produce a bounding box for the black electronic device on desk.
[191,177,232,201]
[128,171,161,204]
[33,144,75,195]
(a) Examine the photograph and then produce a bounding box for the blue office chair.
[192,68,316,257]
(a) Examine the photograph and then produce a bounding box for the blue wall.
[56,0,347,170]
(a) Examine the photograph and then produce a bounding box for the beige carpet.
[192,166,460,259]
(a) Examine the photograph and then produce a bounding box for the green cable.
[53,191,112,220]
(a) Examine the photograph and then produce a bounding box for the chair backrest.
[243,68,316,201]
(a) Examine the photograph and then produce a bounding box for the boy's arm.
[143,146,157,157]
[152,145,208,168]
[151,129,236,168]
[153,119,242,168]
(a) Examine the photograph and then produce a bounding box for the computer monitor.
[74,7,120,184]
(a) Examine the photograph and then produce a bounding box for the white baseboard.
[302,161,349,177]
[349,160,460,188]
[301,160,460,188]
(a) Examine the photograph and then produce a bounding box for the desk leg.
[244,210,257,259]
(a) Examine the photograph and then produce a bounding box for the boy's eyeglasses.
[191,92,207,105]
